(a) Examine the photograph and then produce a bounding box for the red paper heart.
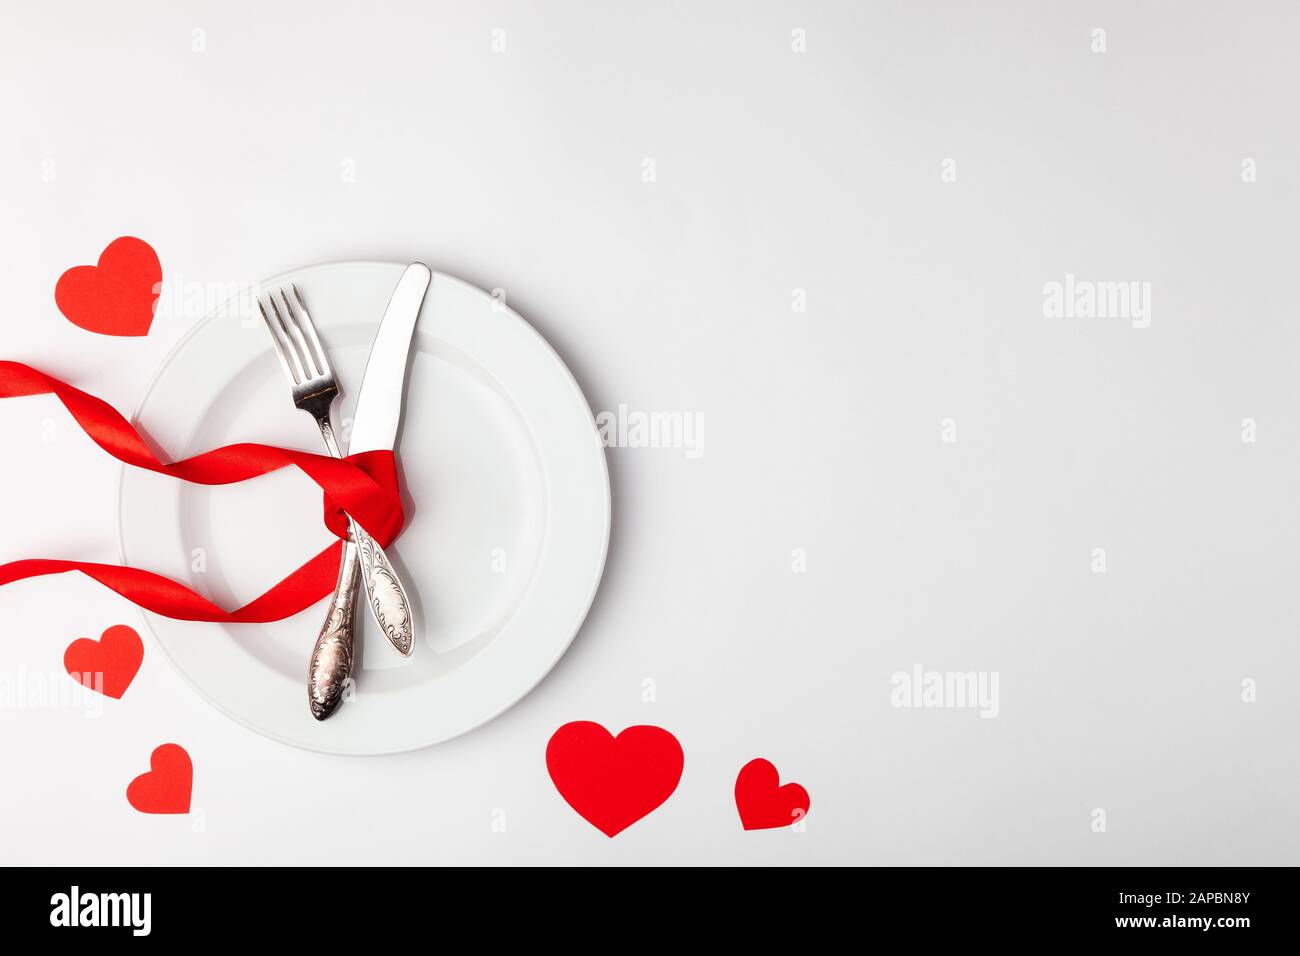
[546,721,683,837]
[55,236,161,336]
[735,758,810,830]
[126,744,192,814]
[63,624,143,699]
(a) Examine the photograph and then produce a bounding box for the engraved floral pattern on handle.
[356,531,413,656]
[308,538,361,720]
[320,414,415,659]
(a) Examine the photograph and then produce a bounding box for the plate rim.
[116,259,611,756]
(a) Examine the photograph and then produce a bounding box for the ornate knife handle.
[354,529,414,656]
[314,418,416,658]
[308,536,361,720]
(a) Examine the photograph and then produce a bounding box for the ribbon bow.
[0,361,405,623]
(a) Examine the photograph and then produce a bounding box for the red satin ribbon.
[0,361,405,623]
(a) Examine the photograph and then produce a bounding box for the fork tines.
[258,285,333,389]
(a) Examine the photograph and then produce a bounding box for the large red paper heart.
[63,624,143,699]
[546,721,683,837]
[54,236,161,336]
[735,758,810,830]
[126,744,192,814]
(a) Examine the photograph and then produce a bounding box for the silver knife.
[344,262,431,656]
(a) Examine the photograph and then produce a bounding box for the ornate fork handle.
[309,537,360,719]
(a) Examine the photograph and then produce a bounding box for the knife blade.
[349,262,432,455]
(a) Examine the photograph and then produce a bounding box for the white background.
[2,0,1298,864]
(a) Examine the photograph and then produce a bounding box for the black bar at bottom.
[3,866,1290,941]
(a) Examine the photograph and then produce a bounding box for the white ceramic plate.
[118,262,609,754]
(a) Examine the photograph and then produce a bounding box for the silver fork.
[258,285,415,721]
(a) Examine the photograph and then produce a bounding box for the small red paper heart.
[55,236,161,336]
[126,744,192,814]
[63,624,143,699]
[735,758,810,830]
[546,721,683,837]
